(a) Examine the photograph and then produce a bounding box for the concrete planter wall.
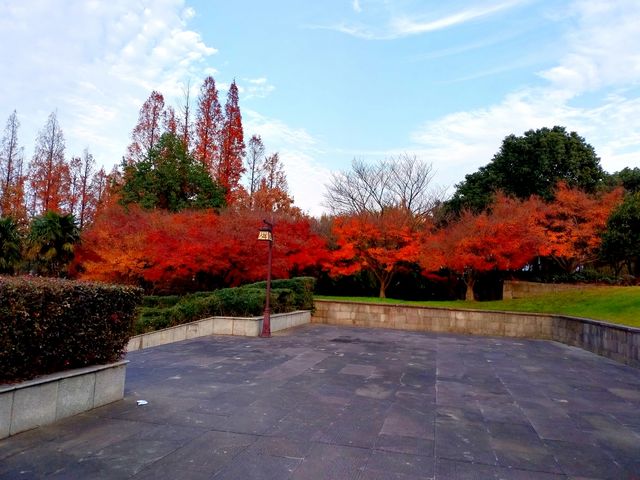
[0,360,128,439]
[127,310,311,352]
[313,300,640,367]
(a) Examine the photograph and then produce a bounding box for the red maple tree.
[73,204,326,292]
[537,182,624,272]
[328,207,424,298]
[430,194,544,300]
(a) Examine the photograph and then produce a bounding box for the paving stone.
[1,325,639,479]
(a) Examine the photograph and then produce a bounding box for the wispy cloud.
[352,0,362,14]
[311,0,527,40]
[390,0,525,37]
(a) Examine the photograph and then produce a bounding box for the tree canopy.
[119,132,225,212]
[446,126,605,214]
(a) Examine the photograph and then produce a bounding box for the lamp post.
[258,220,273,338]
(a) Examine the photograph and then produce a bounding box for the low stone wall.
[126,310,311,352]
[0,361,127,439]
[503,280,589,299]
[313,300,640,367]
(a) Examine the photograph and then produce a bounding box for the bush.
[134,277,315,334]
[0,276,143,384]
[243,276,316,310]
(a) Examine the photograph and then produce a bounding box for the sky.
[1,0,639,217]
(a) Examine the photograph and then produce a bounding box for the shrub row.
[1,276,143,384]
[136,276,316,335]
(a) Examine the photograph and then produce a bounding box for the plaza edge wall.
[312,300,640,368]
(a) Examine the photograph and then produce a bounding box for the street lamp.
[257,220,273,338]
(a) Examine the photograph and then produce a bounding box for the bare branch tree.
[324,154,439,218]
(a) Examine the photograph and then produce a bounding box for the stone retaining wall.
[126,310,311,352]
[0,361,127,439]
[503,280,590,299]
[313,300,640,367]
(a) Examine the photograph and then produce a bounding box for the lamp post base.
[260,308,271,338]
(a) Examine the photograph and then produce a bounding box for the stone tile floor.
[1,324,639,479]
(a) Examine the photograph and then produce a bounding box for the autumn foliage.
[426,194,545,300]
[537,183,624,273]
[74,204,325,293]
[328,208,424,298]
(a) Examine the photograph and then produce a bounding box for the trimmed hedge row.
[136,276,316,335]
[1,276,143,384]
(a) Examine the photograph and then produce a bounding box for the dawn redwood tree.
[538,183,624,273]
[0,110,27,221]
[431,194,545,300]
[68,148,101,229]
[245,134,265,204]
[252,152,298,213]
[126,91,165,164]
[163,106,178,136]
[193,76,223,173]
[28,112,71,216]
[179,80,193,149]
[218,80,246,200]
[328,207,424,298]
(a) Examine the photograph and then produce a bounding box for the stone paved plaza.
[1,324,639,479]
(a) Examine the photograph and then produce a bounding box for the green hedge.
[243,276,316,310]
[1,276,143,384]
[136,277,316,335]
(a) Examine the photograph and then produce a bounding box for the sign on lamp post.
[258,220,273,338]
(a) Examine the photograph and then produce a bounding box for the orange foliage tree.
[537,182,624,272]
[428,194,544,300]
[328,208,424,298]
[73,204,325,293]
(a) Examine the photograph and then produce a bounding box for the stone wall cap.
[0,360,129,393]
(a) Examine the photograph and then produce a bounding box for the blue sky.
[1,1,639,216]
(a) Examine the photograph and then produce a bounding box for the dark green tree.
[27,212,80,276]
[446,126,605,214]
[606,167,640,194]
[120,132,225,212]
[600,192,640,277]
[0,216,23,274]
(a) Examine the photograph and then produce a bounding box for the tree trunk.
[379,284,386,298]
[464,273,476,301]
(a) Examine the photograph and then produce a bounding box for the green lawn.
[315,286,640,327]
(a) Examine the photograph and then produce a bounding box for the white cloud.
[409,0,640,189]
[241,78,276,100]
[0,0,217,169]
[312,0,527,40]
[352,0,362,14]
[538,0,640,95]
[244,110,331,216]
[390,0,525,37]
